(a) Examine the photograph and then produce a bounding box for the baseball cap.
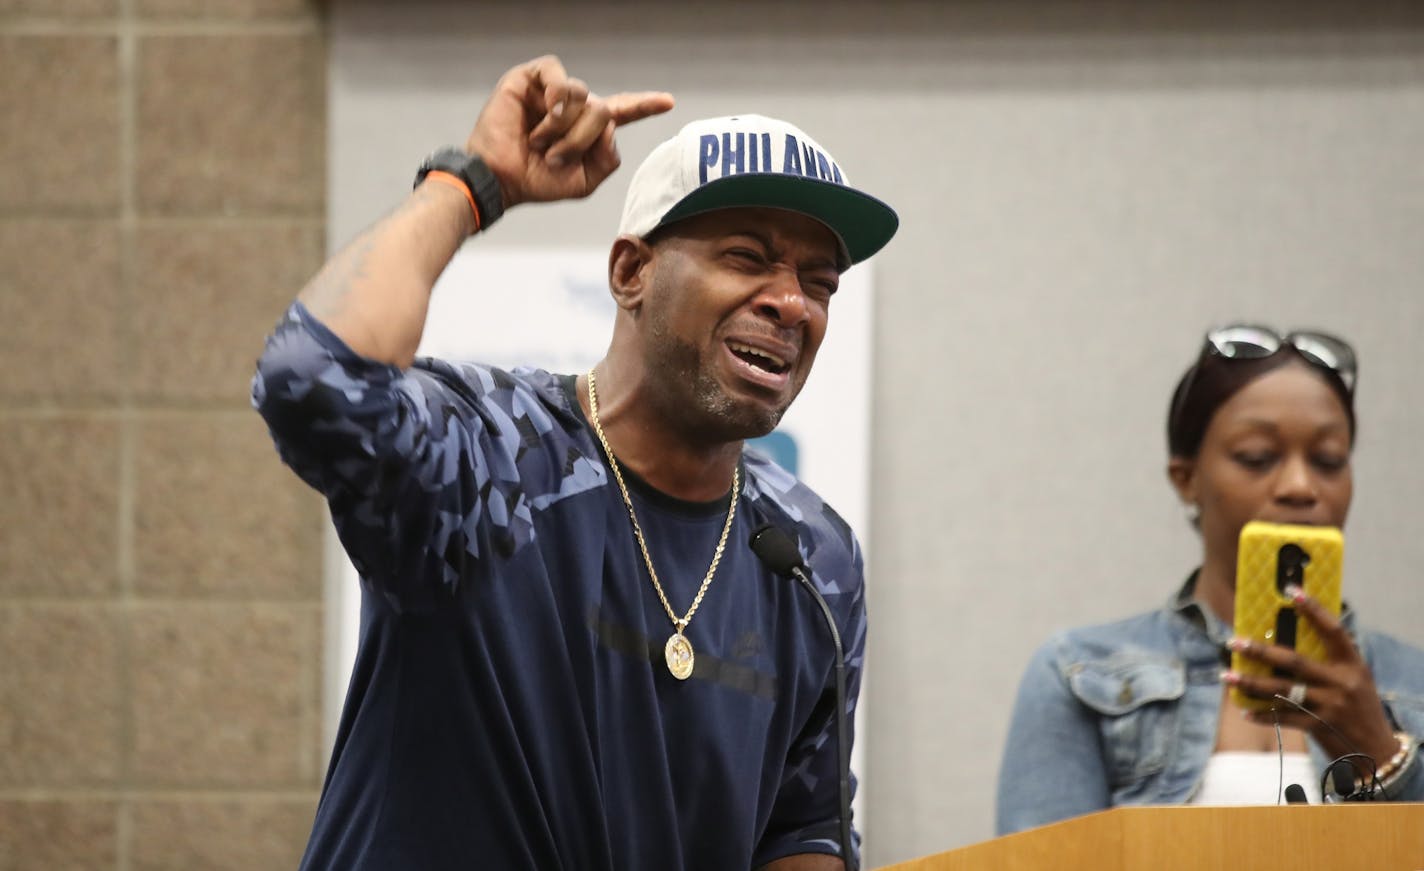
[617,114,898,270]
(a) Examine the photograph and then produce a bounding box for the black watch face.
[416,148,500,224]
[416,149,468,187]
[428,149,468,172]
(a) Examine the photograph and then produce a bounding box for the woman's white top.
[1190,751,1317,804]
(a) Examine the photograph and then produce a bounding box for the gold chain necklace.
[586,369,739,680]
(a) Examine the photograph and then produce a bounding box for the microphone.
[1284,783,1309,804]
[749,523,856,871]
[1327,758,1359,802]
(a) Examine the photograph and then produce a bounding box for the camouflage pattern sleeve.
[250,302,517,612]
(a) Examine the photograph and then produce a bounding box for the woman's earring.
[1183,503,1201,524]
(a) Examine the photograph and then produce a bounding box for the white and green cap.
[617,114,898,269]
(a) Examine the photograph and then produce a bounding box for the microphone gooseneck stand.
[749,523,856,871]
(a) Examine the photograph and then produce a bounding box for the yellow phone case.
[1230,521,1343,711]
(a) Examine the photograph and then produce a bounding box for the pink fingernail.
[1284,584,1305,602]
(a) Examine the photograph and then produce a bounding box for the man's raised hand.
[466,55,674,209]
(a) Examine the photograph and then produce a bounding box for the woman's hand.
[1224,584,1399,766]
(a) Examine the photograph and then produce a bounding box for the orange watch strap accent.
[423,170,482,233]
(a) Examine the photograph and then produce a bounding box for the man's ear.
[1167,456,1197,508]
[608,235,655,313]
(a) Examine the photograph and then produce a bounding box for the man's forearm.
[298,179,475,368]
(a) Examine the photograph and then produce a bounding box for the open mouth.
[727,341,791,376]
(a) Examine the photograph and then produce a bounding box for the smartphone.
[1230,521,1344,711]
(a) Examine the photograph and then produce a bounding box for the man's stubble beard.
[642,309,788,444]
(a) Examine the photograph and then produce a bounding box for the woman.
[995,326,1424,835]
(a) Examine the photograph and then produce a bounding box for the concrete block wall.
[1,1,327,867]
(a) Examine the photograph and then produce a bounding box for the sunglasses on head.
[1170,325,1358,436]
[1196,325,1357,392]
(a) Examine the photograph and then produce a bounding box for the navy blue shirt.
[252,304,867,870]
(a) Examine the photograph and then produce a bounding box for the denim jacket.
[995,575,1424,835]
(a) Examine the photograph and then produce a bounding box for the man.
[253,56,897,870]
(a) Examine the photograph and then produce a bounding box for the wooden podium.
[876,804,1424,870]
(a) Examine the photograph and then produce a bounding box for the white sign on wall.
[326,246,874,818]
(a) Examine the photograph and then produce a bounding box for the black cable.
[1270,692,1381,799]
[796,570,853,870]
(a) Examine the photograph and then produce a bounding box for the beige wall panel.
[0,418,120,596]
[0,605,122,786]
[128,797,316,871]
[0,0,116,17]
[136,34,324,217]
[133,413,321,598]
[128,603,318,787]
[0,36,120,214]
[0,221,124,403]
[129,222,323,402]
[135,0,314,19]
[0,800,119,871]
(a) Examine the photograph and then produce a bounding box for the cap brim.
[653,174,898,268]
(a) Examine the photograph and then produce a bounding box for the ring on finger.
[1287,682,1308,706]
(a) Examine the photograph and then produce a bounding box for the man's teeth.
[729,342,786,369]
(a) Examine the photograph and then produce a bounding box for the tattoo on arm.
[299,232,377,320]
[298,185,456,321]
[293,185,470,365]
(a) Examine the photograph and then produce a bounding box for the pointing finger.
[603,90,676,127]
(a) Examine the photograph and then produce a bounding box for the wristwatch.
[413,148,505,229]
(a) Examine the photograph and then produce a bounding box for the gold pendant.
[665,632,695,680]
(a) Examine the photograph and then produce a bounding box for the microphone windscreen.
[1328,759,1356,798]
[1284,783,1308,804]
[748,524,803,576]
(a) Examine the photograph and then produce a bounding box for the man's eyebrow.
[726,228,838,271]
[724,228,774,248]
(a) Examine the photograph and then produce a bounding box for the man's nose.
[753,265,809,327]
